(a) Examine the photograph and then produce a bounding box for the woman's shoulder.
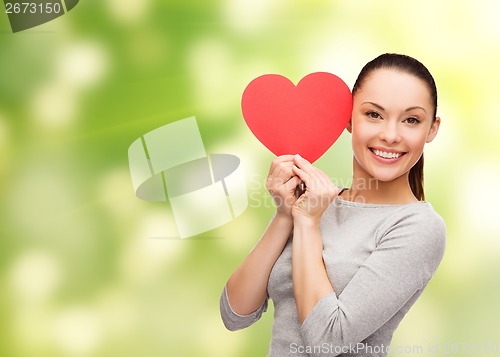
[381,201,446,257]
[393,201,446,232]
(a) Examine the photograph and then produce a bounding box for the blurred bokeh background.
[1,1,499,356]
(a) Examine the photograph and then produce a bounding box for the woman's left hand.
[291,154,340,225]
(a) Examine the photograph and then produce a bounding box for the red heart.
[241,72,353,163]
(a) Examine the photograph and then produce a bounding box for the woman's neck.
[341,157,418,204]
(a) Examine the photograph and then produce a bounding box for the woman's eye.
[405,117,421,124]
[366,111,381,119]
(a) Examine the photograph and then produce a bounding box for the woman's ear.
[346,119,352,133]
[426,117,441,143]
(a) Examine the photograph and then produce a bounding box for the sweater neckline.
[334,194,429,209]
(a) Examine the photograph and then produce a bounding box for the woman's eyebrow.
[362,102,427,113]
[362,101,385,111]
[405,106,427,113]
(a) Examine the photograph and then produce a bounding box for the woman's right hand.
[266,155,303,220]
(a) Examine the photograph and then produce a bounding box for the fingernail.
[295,154,302,159]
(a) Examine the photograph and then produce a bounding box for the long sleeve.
[299,208,446,356]
[220,285,269,331]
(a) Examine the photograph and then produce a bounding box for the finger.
[313,167,338,191]
[293,165,333,196]
[282,175,301,192]
[313,166,332,185]
[293,154,318,177]
[269,159,294,180]
[308,168,339,198]
[291,164,311,186]
[273,162,295,183]
[269,155,295,174]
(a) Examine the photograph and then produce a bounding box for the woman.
[220,53,446,357]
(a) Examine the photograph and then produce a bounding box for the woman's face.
[349,68,440,182]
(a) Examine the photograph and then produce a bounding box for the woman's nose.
[379,121,401,144]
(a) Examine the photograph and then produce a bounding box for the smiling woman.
[350,54,440,202]
[220,54,446,357]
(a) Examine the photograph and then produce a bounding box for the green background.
[1,1,499,356]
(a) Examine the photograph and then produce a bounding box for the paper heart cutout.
[242,72,352,163]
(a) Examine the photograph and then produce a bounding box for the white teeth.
[373,149,402,159]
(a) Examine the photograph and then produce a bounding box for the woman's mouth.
[369,148,406,162]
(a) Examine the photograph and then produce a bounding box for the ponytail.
[409,154,425,201]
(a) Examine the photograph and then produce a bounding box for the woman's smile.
[369,146,407,162]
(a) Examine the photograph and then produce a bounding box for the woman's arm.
[299,210,446,354]
[225,155,302,315]
[226,213,292,314]
[291,154,339,322]
[292,219,334,323]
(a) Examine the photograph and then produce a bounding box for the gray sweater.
[220,196,446,356]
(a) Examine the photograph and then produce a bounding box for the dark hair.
[352,53,438,201]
